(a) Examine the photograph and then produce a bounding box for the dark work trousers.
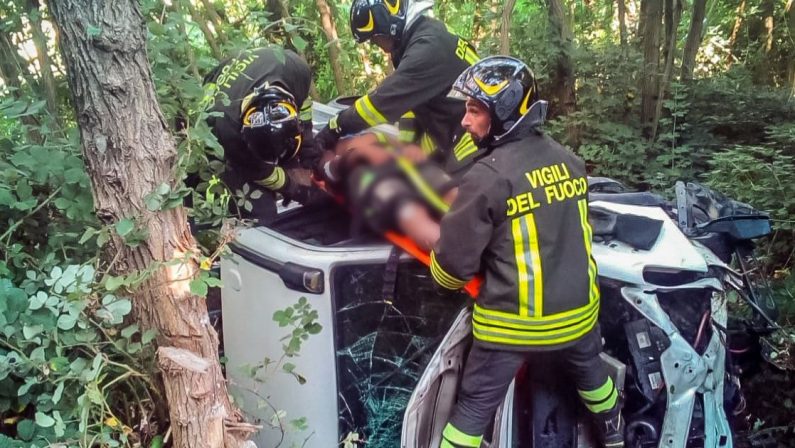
[448,328,615,439]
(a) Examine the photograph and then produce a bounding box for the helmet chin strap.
[494,100,548,142]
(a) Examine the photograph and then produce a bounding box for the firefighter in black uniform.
[202,47,319,224]
[429,57,625,448]
[315,0,480,182]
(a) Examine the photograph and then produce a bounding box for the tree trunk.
[617,0,628,48]
[199,0,226,36]
[315,0,347,95]
[650,0,682,140]
[500,0,518,54]
[762,0,774,54]
[639,0,663,139]
[681,0,707,81]
[182,0,222,59]
[727,0,746,63]
[25,0,60,121]
[47,1,256,447]
[548,0,576,118]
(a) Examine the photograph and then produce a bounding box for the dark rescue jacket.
[430,123,600,351]
[203,48,312,222]
[334,16,482,178]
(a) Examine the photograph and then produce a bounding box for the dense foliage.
[1,0,794,445]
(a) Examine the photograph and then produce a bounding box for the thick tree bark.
[681,0,708,81]
[639,0,663,139]
[47,1,255,447]
[315,0,347,95]
[650,0,682,140]
[500,0,518,54]
[617,0,628,48]
[548,0,576,118]
[25,0,59,121]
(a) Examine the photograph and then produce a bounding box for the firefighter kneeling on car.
[424,56,625,448]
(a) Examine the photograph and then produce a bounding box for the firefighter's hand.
[315,124,341,155]
[280,181,313,206]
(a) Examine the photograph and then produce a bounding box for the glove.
[280,177,314,206]
[315,123,341,155]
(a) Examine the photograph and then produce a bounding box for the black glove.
[315,123,341,155]
[280,177,314,206]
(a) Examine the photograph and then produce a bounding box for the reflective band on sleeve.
[354,94,387,127]
[452,133,478,161]
[300,98,313,121]
[430,251,468,290]
[399,130,416,143]
[254,166,286,190]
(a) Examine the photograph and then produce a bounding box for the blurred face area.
[371,35,395,53]
[461,98,491,143]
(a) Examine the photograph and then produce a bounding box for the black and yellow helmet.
[453,56,547,144]
[350,0,407,44]
[240,84,303,164]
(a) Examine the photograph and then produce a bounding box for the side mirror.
[697,215,772,240]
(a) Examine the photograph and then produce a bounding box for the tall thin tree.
[47,0,256,446]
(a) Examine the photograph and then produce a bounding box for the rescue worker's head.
[453,56,547,147]
[350,0,407,51]
[240,84,303,165]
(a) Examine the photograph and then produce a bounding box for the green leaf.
[189,278,208,297]
[57,313,78,330]
[121,324,139,339]
[105,275,126,292]
[16,419,35,441]
[150,435,165,448]
[142,329,158,345]
[52,382,65,404]
[35,412,55,428]
[115,218,134,237]
[29,291,48,310]
[292,35,308,53]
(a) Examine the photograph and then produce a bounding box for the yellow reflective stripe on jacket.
[452,133,478,161]
[473,299,598,330]
[396,157,449,214]
[354,94,387,126]
[254,166,286,190]
[511,213,543,317]
[578,199,600,304]
[401,110,416,119]
[472,306,598,346]
[465,47,479,65]
[299,98,313,121]
[430,251,467,290]
[579,377,619,413]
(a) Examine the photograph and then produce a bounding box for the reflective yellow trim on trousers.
[354,94,387,126]
[473,310,598,346]
[578,199,600,304]
[396,157,449,214]
[453,133,478,161]
[254,166,286,190]
[512,217,530,316]
[579,377,619,413]
[442,423,482,447]
[474,297,598,325]
[430,251,467,290]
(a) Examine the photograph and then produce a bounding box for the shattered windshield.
[332,261,466,445]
